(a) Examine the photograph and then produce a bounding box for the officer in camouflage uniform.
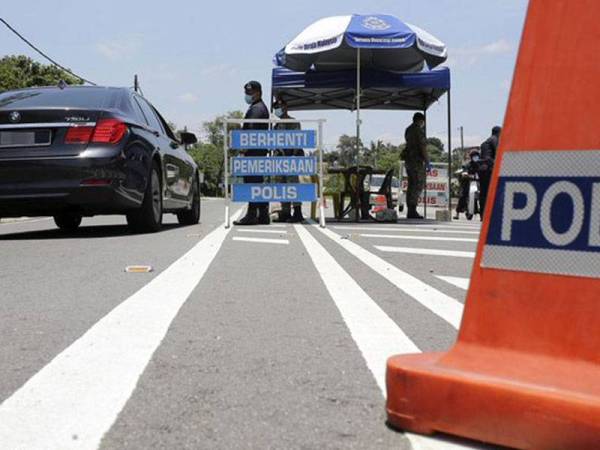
[403,112,430,219]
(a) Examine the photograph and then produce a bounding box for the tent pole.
[355,47,361,222]
[447,89,452,219]
[423,110,427,220]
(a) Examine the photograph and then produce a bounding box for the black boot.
[234,206,258,226]
[257,205,271,225]
[287,205,304,223]
[274,204,292,223]
[406,205,423,219]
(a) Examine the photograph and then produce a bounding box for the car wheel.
[177,175,201,225]
[127,163,163,233]
[54,213,82,231]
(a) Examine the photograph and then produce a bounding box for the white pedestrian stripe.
[0,209,244,450]
[312,224,464,329]
[361,234,478,243]
[436,276,470,290]
[331,226,480,235]
[375,246,476,259]
[237,229,288,234]
[233,236,289,245]
[296,225,475,450]
[295,224,420,391]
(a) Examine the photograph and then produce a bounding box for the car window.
[152,107,178,142]
[130,96,148,125]
[134,96,163,133]
[0,87,112,109]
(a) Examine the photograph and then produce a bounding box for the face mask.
[273,108,284,118]
[472,155,480,162]
[245,94,253,104]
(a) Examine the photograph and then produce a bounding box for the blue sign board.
[481,150,600,279]
[232,157,317,177]
[232,183,317,203]
[231,130,317,150]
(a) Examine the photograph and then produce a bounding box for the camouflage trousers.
[405,160,426,208]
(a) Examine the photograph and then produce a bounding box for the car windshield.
[0,87,114,109]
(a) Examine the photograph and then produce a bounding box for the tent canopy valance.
[271,66,450,111]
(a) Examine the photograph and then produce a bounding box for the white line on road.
[295,224,420,392]
[375,246,476,259]
[436,276,470,290]
[236,229,288,234]
[360,234,478,243]
[232,236,289,245]
[331,226,480,235]
[296,225,477,450]
[0,209,243,450]
[312,224,464,329]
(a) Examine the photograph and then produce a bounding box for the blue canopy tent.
[271,65,453,216]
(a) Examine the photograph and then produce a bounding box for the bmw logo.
[9,111,21,123]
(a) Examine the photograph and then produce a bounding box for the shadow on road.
[0,223,182,241]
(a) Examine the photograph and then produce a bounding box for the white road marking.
[436,276,470,290]
[296,225,476,450]
[268,224,288,228]
[232,236,289,245]
[0,217,51,226]
[0,209,243,450]
[312,224,464,329]
[236,229,288,234]
[375,246,476,259]
[360,234,478,243]
[295,224,420,391]
[331,226,480,235]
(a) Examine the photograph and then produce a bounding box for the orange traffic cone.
[386,1,600,449]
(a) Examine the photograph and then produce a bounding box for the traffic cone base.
[386,347,600,449]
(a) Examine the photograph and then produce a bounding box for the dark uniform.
[242,98,270,220]
[274,119,303,220]
[404,122,427,213]
[479,130,500,214]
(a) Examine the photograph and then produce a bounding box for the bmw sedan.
[0,85,200,232]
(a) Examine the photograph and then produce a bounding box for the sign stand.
[222,118,326,229]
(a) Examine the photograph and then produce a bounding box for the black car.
[0,85,201,232]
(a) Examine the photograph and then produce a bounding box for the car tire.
[54,213,82,231]
[127,163,163,233]
[177,175,201,225]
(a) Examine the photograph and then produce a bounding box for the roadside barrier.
[222,119,326,228]
[385,1,600,448]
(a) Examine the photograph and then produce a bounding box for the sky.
[1,0,528,151]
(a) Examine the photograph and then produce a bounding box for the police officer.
[272,97,304,223]
[479,125,501,215]
[403,112,430,219]
[234,81,270,226]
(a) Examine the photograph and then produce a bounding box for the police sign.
[231,157,317,177]
[232,183,317,203]
[231,130,316,150]
[482,150,600,278]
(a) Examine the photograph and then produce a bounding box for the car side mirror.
[180,131,197,146]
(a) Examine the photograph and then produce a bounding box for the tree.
[0,55,83,91]
[181,111,244,196]
[336,134,365,167]
[426,137,445,163]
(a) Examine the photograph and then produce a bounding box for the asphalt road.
[0,199,498,450]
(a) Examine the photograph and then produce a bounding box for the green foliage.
[172,111,244,196]
[0,55,83,91]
